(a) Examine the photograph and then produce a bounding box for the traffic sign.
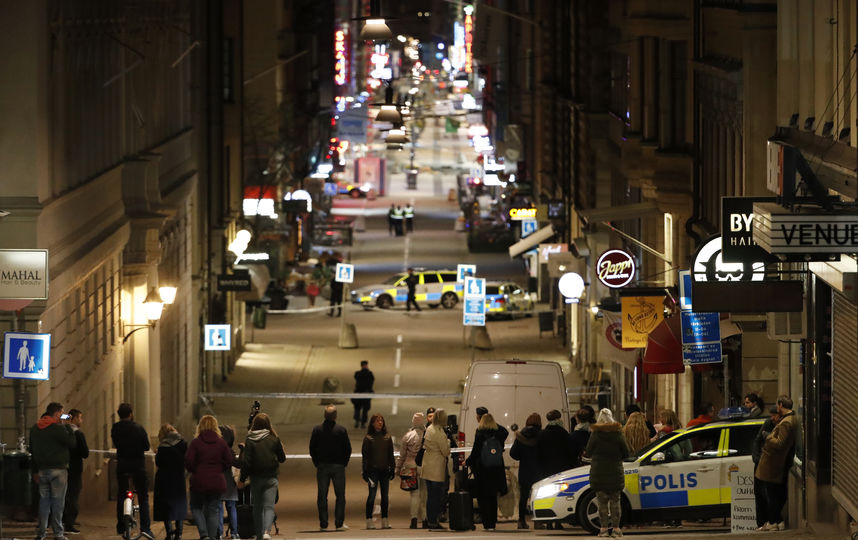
[335,263,354,283]
[3,332,51,380]
[204,324,231,351]
[521,219,538,237]
[680,311,722,364]
[463,276,486,326]
[457,264,476,283]
[324,182,339,196]
[678,270,692,310]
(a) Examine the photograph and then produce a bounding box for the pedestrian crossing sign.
[335,263,354,283]
[3,332,51,380]
[457,264,476,283]
[204,324,231,351]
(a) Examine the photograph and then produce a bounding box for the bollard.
[448,188,457,202]
[339,322,359,349]
[320,377,344,405]
[469,326,493,350]
[353,215,366,232]
[454,212,466,232]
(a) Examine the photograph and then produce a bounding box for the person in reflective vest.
[392,206,404,236]
[404,204,415,233]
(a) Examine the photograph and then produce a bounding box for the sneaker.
[366,519,376,530]
[66,528,81,535]
[611,529,623,538]
[756,522,774,531]
[335,524,349,531]
[775,522,785,531]
[598,530,610,538]
[381,518,391,529]
[263,534,271,540]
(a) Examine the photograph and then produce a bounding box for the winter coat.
[755,411,798,484]
[309,420,351,467]
[537,423,576,478]
[396,426,424,474]
[585,422,630,493]
[29,416,76,472]
[419,424,450,482]
[239,429,286,482]
[467,426,509,497]
[111,419,150,473]
[509,425,541,486]
[185,430,233,495]
[354,368,374,393]
[154,433,188,521]
[752,417,778,465]
[568,424,591,468]
[362,432,395,476]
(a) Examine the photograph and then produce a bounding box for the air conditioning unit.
[766,309,807,340]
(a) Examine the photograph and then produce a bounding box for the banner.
[621,296,663,348]
[598,312,640,370]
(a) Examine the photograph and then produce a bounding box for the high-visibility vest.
[392,208,404,220]
[404,206,414,218]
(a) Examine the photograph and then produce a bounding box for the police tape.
[265,303,454,316]
[88,444,512,460]
[201,391,463,400]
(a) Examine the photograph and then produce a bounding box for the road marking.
[395,348,401,369]
[392,397,398,415]
[397,334,403,343]
[393,373,400,387]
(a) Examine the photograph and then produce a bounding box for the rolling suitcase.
[236,486,255,539]
[448,491,474,531]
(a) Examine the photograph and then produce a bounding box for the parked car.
[350,269,462,309]
[484,281,535,319]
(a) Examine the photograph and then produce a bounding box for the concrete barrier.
[469,326,493,350]
[339,322,359,349]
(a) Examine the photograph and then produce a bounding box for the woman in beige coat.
[420,409,451,529]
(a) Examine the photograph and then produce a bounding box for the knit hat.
[476,406,488,417]
[596,408,615,424]
[412,412,425,427]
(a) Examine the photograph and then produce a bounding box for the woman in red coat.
[185,415,233,540]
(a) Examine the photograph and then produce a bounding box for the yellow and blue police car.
[530,418,766,533]
[350,269,463,309]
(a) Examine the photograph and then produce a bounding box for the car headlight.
[535,482,569,499]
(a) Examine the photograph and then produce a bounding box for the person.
[361,414,395,529]
[404,203,415,233]
[755,395,797,532]
[219,425,239,539]
[744,393,765,418]
[265,280,287,310]
[585,408,631,538]
[624,403,656,438]
[686,403,716,428]
[352,361,374,428]
[654,409,682,440]
[537,409,575,478]
[306,277,321,307]
[309,405,352,531]
[387,204,396,236]
[111,403,154,538]
[420,408,451,529]
[466,413,508,531]
[239,413,286,540]
[510,413,541,529]
[154,424,188,540]
[328,277,343,317]
[568,408,592,469]
[425,407,436,427]
[185,415,233,540]
[475,406,488,422]
[752,407,780,530]
[392,205,404,236]
[30,402,76,540]
[622,412,651,454]
[396,412,426,529]
[405,268,421,312]
[63,409,89,535]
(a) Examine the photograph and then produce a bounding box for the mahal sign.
[596,250,636,289]
[0,249,49,300]
[752,203,858,255]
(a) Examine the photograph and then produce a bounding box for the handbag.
[415,447,425,466]
[399,468,418,491]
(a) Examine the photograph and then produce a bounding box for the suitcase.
[236,486,254,539]
[448,491,474,531]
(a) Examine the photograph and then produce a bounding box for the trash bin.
[2,451,32,506]
[406,170,418,190]
[252,306,267,329]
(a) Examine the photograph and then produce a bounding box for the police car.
[484,281,534,319]
[350,269,463,309]
[530,418,765,533]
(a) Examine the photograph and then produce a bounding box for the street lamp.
[359,0,392,41]
[558,272,585,304]
[122,286,173,343]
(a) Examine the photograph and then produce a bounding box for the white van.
[457,360,570,452]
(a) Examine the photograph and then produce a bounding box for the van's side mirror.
[650,452,666,463]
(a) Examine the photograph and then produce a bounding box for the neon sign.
[509,208,537,220]
[464,11,473,74]
[334,28,348,86]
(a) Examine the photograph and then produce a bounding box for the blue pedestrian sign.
[457,264,476,283]
[335,263,354,283]
[324,182,339,196]
[463,276,486,326]
[678,270,692,311]
[521,219,538,238]
[3,332,51,380]
[680,311,722,364]
[204,324,231,351]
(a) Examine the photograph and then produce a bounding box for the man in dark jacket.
[510,414,541,529]
[63,409,89,534]
[752,407,780,528]
[537,409,575,478]
[310,406,352,531]
[352,361,374,428]
[30,402,76,540]
[404,268,421,312]
[111,403,153,538]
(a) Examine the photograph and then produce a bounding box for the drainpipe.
[685,0,702,248]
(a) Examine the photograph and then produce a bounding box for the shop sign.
[721,196,777,262]
[334,27,349,86]
[752,202,858,254]
[217,271,251,292]
[596,249,636,289]
[692,235,765,282]
[538,243,566,263]
[509,207,537,220]
[621,296,663,348]
[0,249,49,300]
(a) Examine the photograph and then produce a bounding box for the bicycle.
[120,477,152,540]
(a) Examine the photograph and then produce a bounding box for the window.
[658,429,722,462]
[440,272,458,283]
[421,273,440,284]
[727,425,761,457]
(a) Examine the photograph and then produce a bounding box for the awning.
[577,202,661,223]
[233,263,271,302]
[508,224,554,258]
[642,316,684,375]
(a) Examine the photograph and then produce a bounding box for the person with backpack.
[239,413,286,540]
[466,413,509,530]
[510,413,541,529]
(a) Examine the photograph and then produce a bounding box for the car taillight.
[458,431,465,444]
[497,298,505,304]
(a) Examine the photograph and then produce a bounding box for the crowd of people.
[26,391,796,539]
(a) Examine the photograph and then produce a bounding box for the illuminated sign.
[596,249,636,288]
[334,28,348,86]
[464,10,473,74]
[538,243,567,263]
[752,202,858,255]
[509,208,537,220]
[692,235,765,282]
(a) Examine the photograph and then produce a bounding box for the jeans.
[425,480,445,525]
[316,464,346,528]
[116,469,151,534]
[365,468,390,519]
[217,499,238,537]
[164,519,183,539]
[763,480,788,525]
[64,470,82,528]
[190,491,222,539]
[37,468,68,538]
[250,476,278,540]
[596,490,621,529]
[477,495,498,529]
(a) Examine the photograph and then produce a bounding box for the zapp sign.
[596,250,636,289]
